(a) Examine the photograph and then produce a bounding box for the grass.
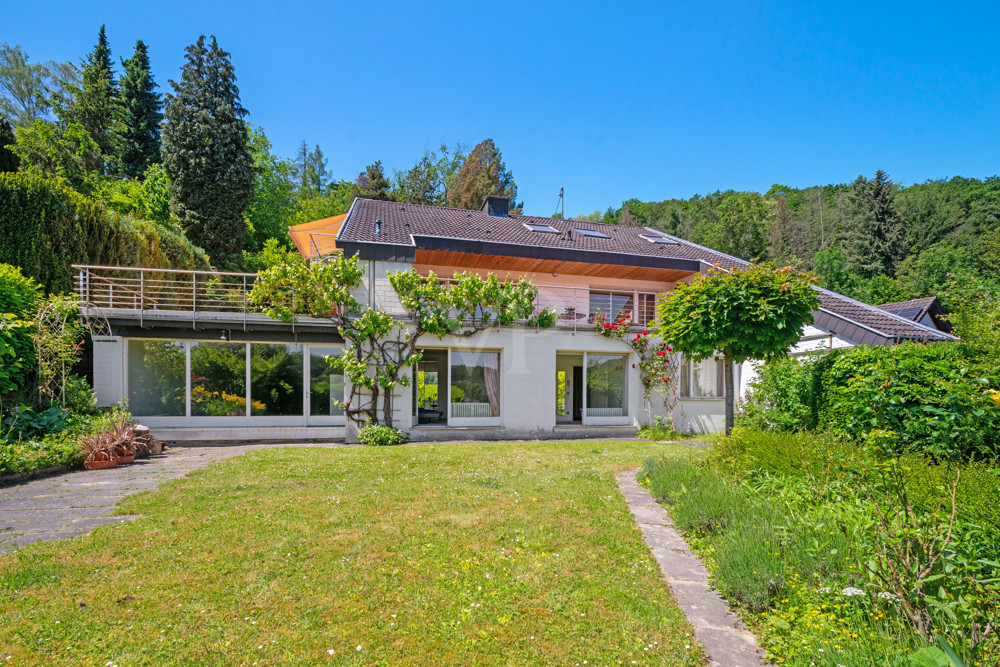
[0,440,703,666]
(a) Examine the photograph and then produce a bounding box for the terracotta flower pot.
[117,453,135,465]
[85,453,118,470]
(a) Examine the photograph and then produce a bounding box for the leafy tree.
[112,40,162,178]
[161,35,254,270]
[813,246,860,298]
[244,126,297,252]
[393,143,467,206]
[294,141,329,194]
[855,274,911,306]
[0,44,54,126]
[290,180,354,226]
[13,119,102,188]
[62,26,117,166]
[449,139,521,212]
[712,191,770,260]
[842,170,906,278]
[91,162,173,228]
[0,116,18,172]
[353,160,392,201]
[656,263,820,434]
[895,242,969,298]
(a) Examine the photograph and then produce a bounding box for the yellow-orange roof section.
[288,214,347,259]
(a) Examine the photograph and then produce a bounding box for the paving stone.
[0,443,344,553]
[616,469,772,667]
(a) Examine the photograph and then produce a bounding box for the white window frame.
[446,348,503,427]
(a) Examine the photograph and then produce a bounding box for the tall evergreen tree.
[0,116,18,172]
[161,35,254,269]
[842,170,906,278]
[112,40,162,178]
[354,161,392,201]
[448,139,520,212]
[63,26,117,167]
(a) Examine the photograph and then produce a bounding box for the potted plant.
[81,432,117,470]
[109,417,139,465]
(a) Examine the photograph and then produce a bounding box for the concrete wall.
[353,259,411,315]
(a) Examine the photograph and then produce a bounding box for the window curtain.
[484,353,501,417]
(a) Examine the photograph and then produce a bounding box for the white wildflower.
[841,586,864,597]
[877,591,899,602]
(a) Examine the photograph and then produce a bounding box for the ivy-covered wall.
[0,173,209,294]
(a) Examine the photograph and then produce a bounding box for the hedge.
[0,172,209,293]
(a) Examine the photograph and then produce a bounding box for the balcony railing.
[73,265,660,331]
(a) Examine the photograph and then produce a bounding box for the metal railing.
[74,265,661,331]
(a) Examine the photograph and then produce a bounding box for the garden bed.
[642,429,1000,666]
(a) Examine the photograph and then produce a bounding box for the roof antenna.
[553,186,564,219]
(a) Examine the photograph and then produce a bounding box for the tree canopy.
[656,263,820,433]
[449,139,521,212]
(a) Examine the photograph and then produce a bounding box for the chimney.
[481,195,510,217]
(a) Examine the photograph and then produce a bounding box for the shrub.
[64,374,98,415]
[0,172,209,293]
[737,353,822,432]
[818,342,999,460]
[0,263,40,392]
[357,424,409,446]
[3,405,71,440]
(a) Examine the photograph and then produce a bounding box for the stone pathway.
[616,469,770,667]
[0,443,344,554]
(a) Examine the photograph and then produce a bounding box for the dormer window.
[572,228,610,239]
[524,223,560,234]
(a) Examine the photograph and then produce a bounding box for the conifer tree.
[842,170,905,278]
[112,40,162,178]
[161,35,254,269]
[64,25,117,167]
[354,161,392,200]
[448,139,520,212]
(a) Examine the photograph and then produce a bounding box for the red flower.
[632,364,636,368]
[603,323,610,329]
[656,350,665,356]
[666,346,673,352]
[662,377,668,382]
[642,330,648,335]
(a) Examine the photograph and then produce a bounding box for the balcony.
[73,265,660,331]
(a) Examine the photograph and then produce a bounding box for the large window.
[586,354,627,417]
[680,358,725,398]
[251,344,304,416]
[190,342,247,416]
[589,291,634,323]
[128,340,185,416]
[450,351,500,419]
[309,347,344,416]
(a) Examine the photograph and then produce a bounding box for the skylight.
[524,222,560,233]
[640,234,680,245]
[571,227,611,239]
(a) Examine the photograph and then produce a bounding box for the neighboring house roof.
[337,197,957,345]
[289,214,346,259]
[877,296,952,333]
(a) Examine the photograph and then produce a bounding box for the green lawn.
[0,440,703,666]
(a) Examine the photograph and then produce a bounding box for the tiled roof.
[338,198,746,269]
[339,198,957,344]
[877,296,939,322]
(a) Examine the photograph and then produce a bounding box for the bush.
[0,263,40,392]
[818,342,999,460]
[737,353,821,432]
[357,424,409,446]
[64,374,98,415]
[0,172,209,293]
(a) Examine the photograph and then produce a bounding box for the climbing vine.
[249,256,555,428]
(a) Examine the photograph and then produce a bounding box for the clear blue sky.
[9,1,1000,217]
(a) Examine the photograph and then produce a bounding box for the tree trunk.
[724,349,735,435]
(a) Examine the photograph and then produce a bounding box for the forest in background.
[580,173,1000,308]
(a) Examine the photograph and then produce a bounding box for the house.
[877,296,952,333]
[79,196,956,443]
